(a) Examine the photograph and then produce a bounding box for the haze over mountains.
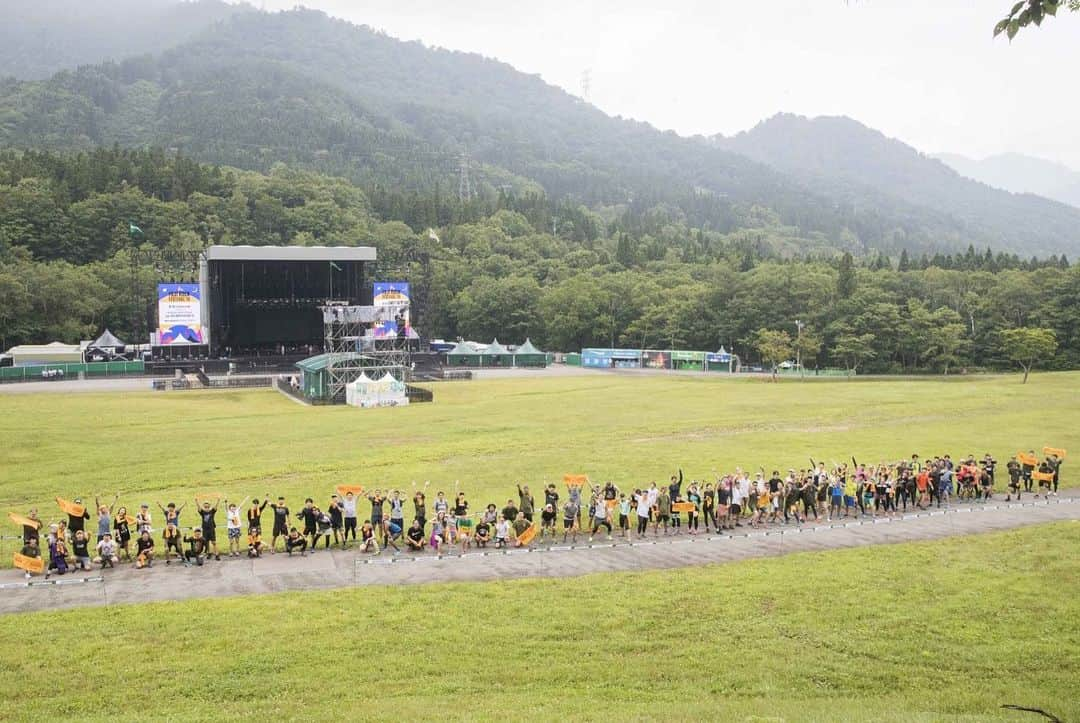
[1,0,1077,259]
[934,152,1080,210]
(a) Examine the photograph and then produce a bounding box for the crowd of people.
[9,448,1065,578]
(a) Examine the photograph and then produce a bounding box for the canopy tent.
[446,341,481,367]
[479,338,511,366]
[91,329,126,349]
[513,338,547,367]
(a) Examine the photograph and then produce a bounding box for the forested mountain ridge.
[715,114,1080,257]
[1,7,1078,258]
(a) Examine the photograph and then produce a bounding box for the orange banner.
[672,501,696,513]
[605,499,618,510]
[55,497,85,517]
[13,553,45,574]
[195,493,223,505]
[1032,471,1055,483]
[1017,452,1038,467]
[563,474,589,488]
[8,512,41,530]
[1043,446,1067,460]
[516,522,538,546]
[123,514,137,526]
[335,485,365,497]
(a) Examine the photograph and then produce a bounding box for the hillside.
[936,152,1080,210]
[1,7,1078,257]
[0,0,251,81]
[715,114,1080,257]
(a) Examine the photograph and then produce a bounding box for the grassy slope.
[0,522,1076,721]
[0,373,1075,515]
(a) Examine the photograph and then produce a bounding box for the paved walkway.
[1,495,1075,614]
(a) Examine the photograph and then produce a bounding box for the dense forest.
[2,148,1077,375]
[2,7,1079,260]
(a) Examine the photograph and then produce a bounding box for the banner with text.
[372,281,411,339]
[157,283,203,344]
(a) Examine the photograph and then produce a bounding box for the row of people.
[12,450,1064,574]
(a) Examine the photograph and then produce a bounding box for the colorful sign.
[157,283,203,344]
[642,351,670,369]
[372,282,410,339]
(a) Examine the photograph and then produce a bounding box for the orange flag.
[13,553,45,574]
[8,512,41,530]
[515,522,539,546]
[55,497,85,517]
[1043,446,1067,460]
[336,485,365,497]
[563,474,589,488]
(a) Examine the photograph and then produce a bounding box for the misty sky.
[246,1,1080,168]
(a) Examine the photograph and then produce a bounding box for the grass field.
[0,372,1075,517]
[0,522,1075,721]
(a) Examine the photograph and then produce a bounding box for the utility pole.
[795,319,804,379]
[580,68,592,102]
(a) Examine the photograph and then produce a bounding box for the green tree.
[832,330,877,375]
[998,327,1058,382]
[995,0,1078,40]
[752,328,793,380]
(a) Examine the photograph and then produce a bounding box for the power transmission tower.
[458,152,472,203]
[580,68,592,102]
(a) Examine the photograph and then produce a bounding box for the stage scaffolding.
[321,303,410,402]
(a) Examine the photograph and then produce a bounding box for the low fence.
[0,360,145,384]
[406,384,434,403]
[153,375,273,391]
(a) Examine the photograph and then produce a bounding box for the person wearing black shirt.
[248,498,268,532]
[544,484,560,512]
[328,495,344,547]
[297,498,318,548]
[501,499,518,526]
[474,520,491,547]
[71,530,91,570]
[183,530,206,566]
[21,508,41,545]
[269,497,290,553]
[67,498,91,537]
[285,527,307,555]
[113,507,133,562]
[197,498,221,561]
[406,520,425,551]
[135,531,155,569]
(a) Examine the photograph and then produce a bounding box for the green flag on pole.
[329,261,342,271]
[128,223,144,238]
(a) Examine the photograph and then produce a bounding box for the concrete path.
[1,495,1075,614]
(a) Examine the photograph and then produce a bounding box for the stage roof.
[204,245,376,262]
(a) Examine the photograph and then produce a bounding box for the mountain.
[934,152,1080,210]
[714,114,1080,258]
[1,6,1078,258]
[0,0,251,81]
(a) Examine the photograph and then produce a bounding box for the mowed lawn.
[0,522,1075,721]
[0,371,1076,514]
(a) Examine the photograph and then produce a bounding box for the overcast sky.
[247,1,1080,168]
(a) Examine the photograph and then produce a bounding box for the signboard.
[706,352,732,364]
[372,282,410,339]
[642,350,670,369]
[157,283,203,344]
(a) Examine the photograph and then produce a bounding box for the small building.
[6,342,83,367]
[512,338,548,367]
[671,350,705,371]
